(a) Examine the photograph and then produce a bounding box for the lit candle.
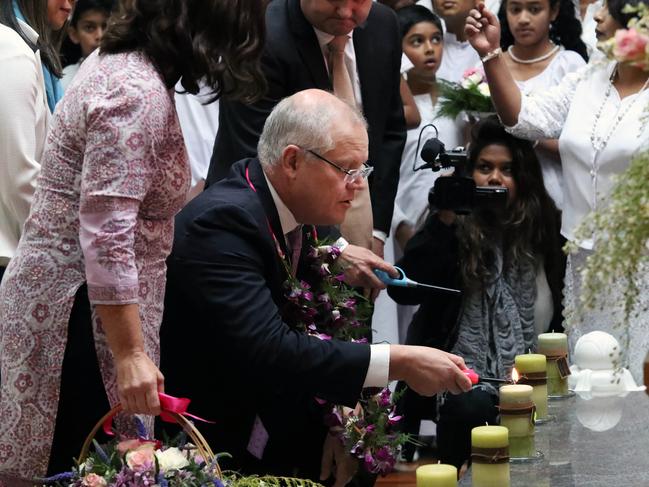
[416,464,457,487]
[471,425,510,487]
[499,385,535,458]
[515,354,548,419]
[538,332,570,396]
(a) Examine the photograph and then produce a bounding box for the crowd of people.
[0,0,647,484]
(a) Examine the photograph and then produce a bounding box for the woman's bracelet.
[481,47,502,64]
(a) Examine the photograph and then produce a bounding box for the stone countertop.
[459,391,649,487]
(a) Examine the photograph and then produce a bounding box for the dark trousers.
[46,285,110,476]
[436,388,499,469]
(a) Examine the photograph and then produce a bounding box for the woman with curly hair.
[498,0,588,210]
[0,0,266,481]
[389,116,564,468]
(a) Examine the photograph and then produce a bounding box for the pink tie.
[327,36,356,106]
[286,226,303,276]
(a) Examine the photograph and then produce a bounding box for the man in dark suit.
[205,0,406,256]
[160,90,470,484]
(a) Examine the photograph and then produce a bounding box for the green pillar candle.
[538,332,570,396]
[471,426,510,487]
[416,464,457,487]
[499,384,535,458]
[514,354,548,419]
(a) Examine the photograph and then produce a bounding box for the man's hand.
[389,344,473,396]
[339,244,398,289]
[320,433,358,487]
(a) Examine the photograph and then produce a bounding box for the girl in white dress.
[498,0,588,209]
[465,0,649,381]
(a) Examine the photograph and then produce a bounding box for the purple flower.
[365,424,376,434]
[351,338,368,344]
[314,333,332,341]
[387,412,402,425]
[378,388,392,407]
[303,291,314,301]
[340,298,356,309]
[334,273,346,282]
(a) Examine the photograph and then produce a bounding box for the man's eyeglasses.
[301,147,373,184]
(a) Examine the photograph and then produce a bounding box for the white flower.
[155,447,190,472]
[477,82,491,97]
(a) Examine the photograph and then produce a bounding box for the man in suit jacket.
[160,90,469,483]
[205,0,406,256]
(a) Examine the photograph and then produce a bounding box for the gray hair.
[257,91,367,167]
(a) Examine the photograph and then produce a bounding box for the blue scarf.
[13,0,62,112]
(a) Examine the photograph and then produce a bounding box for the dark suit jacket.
[206,0,406,235]
[160,158,370,477]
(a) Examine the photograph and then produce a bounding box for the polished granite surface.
[460,391,649,487]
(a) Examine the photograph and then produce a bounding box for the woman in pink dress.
[0,0,265,481]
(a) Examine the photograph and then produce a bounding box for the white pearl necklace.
[507,43,560,64]
[590,65,649,153]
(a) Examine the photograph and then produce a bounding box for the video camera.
[413,125,508,215]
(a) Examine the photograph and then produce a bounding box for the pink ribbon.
[102,392,215,436]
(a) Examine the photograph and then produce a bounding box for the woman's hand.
[465,3,501,57]
[115,350,164,415]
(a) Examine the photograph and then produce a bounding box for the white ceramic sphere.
[573,331,621,370]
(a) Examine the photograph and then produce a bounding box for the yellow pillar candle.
[515,354,548,419]
[416,464,457,487]
[538,332,570,396]
[471,426,510,487]
[499,385,535,458]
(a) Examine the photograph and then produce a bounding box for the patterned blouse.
[0,49,189,479]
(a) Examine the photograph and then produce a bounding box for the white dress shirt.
[506,59,649,249]
[0,21,50,266]
[265,173,390,387]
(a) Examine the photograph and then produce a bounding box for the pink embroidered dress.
[0,50,189,479]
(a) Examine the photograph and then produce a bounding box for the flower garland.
[279,227,410,475]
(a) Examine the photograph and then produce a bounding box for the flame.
[511,368,520,383]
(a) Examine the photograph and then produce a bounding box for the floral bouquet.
[598,3,649,70]
[326,389,410,476]
[437,67,495,120]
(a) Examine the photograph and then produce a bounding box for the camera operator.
[388,116,564,469]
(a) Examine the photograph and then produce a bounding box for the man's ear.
[279,145,302,179]
[68,25,80,45]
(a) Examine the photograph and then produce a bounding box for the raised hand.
[465,3,501,57]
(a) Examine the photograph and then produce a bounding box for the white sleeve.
[363,343,391,388]
[0,37,43,242]
[505,62,592,140]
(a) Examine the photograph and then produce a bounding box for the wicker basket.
[79,404,222,479]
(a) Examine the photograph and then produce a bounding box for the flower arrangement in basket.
[437,67,495,120]
[279,229,411,475]
[566,2,649,367]
[42,398,322,487]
